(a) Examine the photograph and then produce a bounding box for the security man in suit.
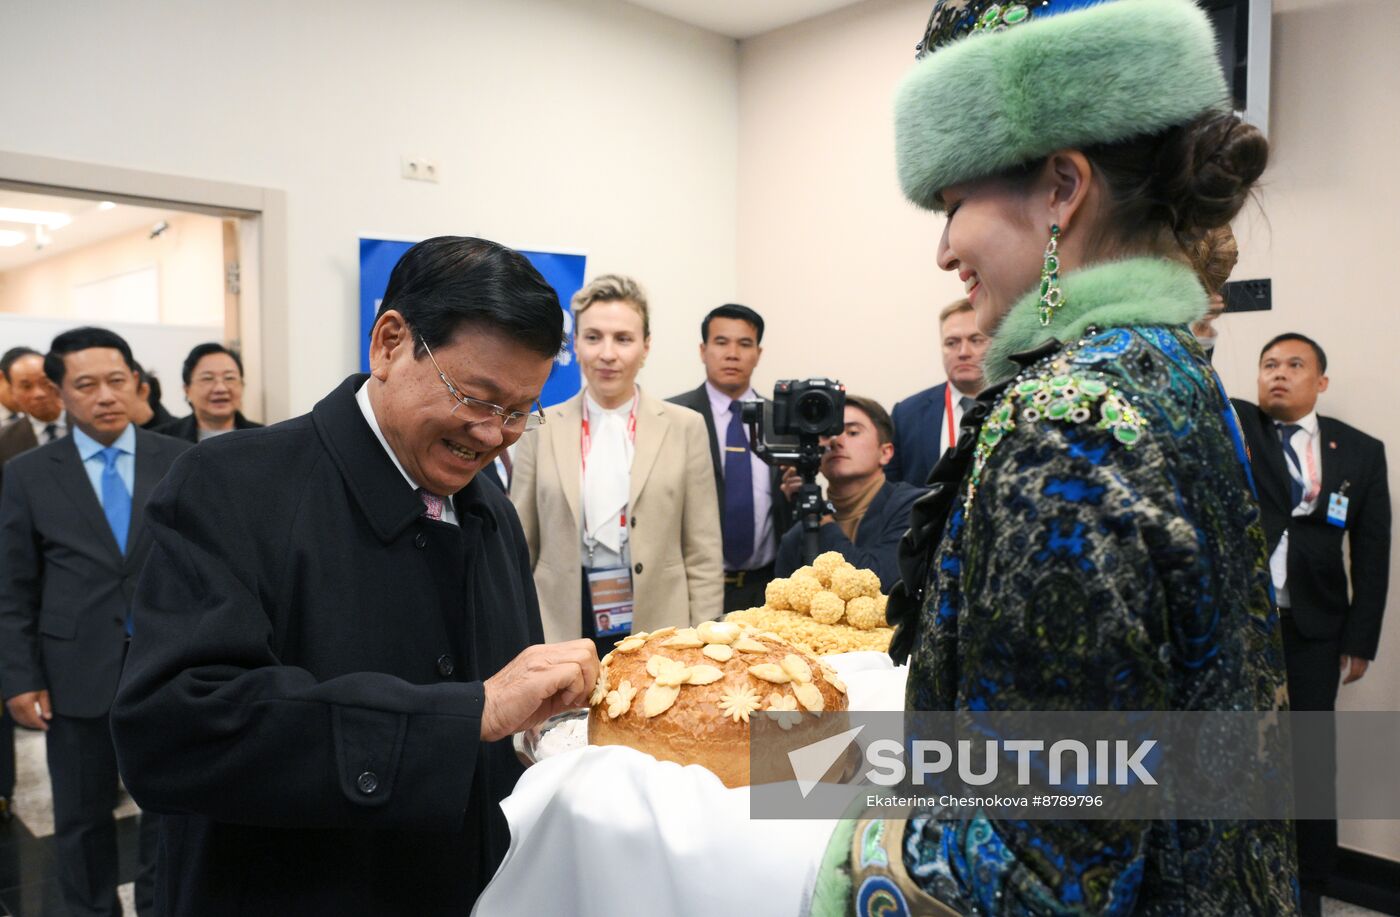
[887,298,989,486]
[0,346,69,477]
[1232,332,1391,911]
[668,304,792,612]
[0,345,70,823]
[0,328,189,917]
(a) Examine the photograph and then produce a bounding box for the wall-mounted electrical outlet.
[1222,277,1271,312]
[401,157,440,183]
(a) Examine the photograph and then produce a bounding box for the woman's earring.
[1038,224,1064,327]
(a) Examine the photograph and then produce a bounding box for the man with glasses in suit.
[110,236,598,915]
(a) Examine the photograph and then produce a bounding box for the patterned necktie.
[1276,423,1305,508]
[43,422,58,443]
[722,400,754,570]
[419,488,445,522]
[99,446,131,553]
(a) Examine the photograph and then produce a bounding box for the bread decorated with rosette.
[587,621,848,788]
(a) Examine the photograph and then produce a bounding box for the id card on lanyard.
[587,567,635,637]
[582,396,639,637]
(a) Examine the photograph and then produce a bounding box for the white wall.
[737,0,1400,861]
[0,0,739,415]
[0,212,225,326]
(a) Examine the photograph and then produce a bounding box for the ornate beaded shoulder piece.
[964,335,1148,514]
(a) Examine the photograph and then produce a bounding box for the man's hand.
[1341,655,1369,685]
[6,690,51,731]
[480,640,599,742]
[780,466,801,501]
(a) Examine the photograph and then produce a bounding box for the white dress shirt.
[1268,410,1321,608]
[29,411,67,445]
[355,380,458,526]
[580,390,636,568]
[705,381,775,571]
[937,389,978,457]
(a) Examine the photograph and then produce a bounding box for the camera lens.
[795,390,835,433]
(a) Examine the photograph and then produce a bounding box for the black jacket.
[667,384,793,560]
[155,411,262,443]
[1232,399,1391,658]
[110,375,544,915]
[775,478,925,592]
[0,427,190,716]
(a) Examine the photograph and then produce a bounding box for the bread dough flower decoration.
[718,685,762,723]
[639,653,724,718]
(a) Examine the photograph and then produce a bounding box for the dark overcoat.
[111,374,544,916]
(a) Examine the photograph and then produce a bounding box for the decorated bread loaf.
[587,621,848,788]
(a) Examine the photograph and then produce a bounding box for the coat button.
[631,516,637,528]
[356,771,379,795]
[437,654,455,677]
[415,533,428,549]
[634,562,643,575]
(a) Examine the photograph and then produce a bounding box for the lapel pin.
[1329,441,1337,449]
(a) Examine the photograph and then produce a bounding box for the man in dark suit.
[888,298,989,486]
[0,328,189,917]
[0,346,69,476]
[776,396,924,590]
[668,304,792,612]
[1232,332,1390,914]
[0,345,70,823]
[109,237,598,915]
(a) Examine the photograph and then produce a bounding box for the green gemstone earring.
[1038,224,1064,327]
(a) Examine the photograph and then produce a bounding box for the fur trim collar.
[983,257,1207,385]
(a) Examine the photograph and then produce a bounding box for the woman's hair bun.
[1156,111,1269,237]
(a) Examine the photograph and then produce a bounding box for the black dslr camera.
[741,378,846,564]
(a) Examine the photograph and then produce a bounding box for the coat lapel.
[1315,416,1345,518]
[47,438,124,569]
[1248,406,1293,513]
[629,391,669,509]
[550,395,583,530]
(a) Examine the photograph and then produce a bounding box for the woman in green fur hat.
[813,0,1298,914]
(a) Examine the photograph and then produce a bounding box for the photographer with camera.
[772,396,924,591]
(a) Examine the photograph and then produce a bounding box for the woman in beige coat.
[511,275,722,648]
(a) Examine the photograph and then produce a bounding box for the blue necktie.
[722,400,754,570]
[1276,423,1305,508]
[101,446,131,554]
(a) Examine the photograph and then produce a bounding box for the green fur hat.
[895,0,1230,210]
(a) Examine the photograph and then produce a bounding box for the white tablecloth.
[472,653,907,917]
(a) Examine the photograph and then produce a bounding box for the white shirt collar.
[29,411,66,443]
[356,380,420,492]
[1276,410,1318,437]
[585,387,638,419]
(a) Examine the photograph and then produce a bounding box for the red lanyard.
[945,384,958,449]
[580,395,638,472]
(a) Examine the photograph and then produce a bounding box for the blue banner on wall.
[358,237,584,408]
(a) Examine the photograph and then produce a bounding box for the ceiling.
[0,189,178,273]
[622,0,866,39]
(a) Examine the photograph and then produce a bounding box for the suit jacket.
[0,426,190,717]
[667,384,793,559]
[511,389,723,642]
[888,382,948,486]
[109,374,540,915]
[0,416,41,495]
[774,478,925,591]
[1232,399,1391,658]
[155,411,263,443]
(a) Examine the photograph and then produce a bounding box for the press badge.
[587,566,634,637]
[1326,492,1349,528]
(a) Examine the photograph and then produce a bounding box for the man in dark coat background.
[110,237,598,915]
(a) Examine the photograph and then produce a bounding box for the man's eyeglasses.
[420,337,545,433]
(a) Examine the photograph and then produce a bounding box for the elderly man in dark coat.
[110,237,598,915]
